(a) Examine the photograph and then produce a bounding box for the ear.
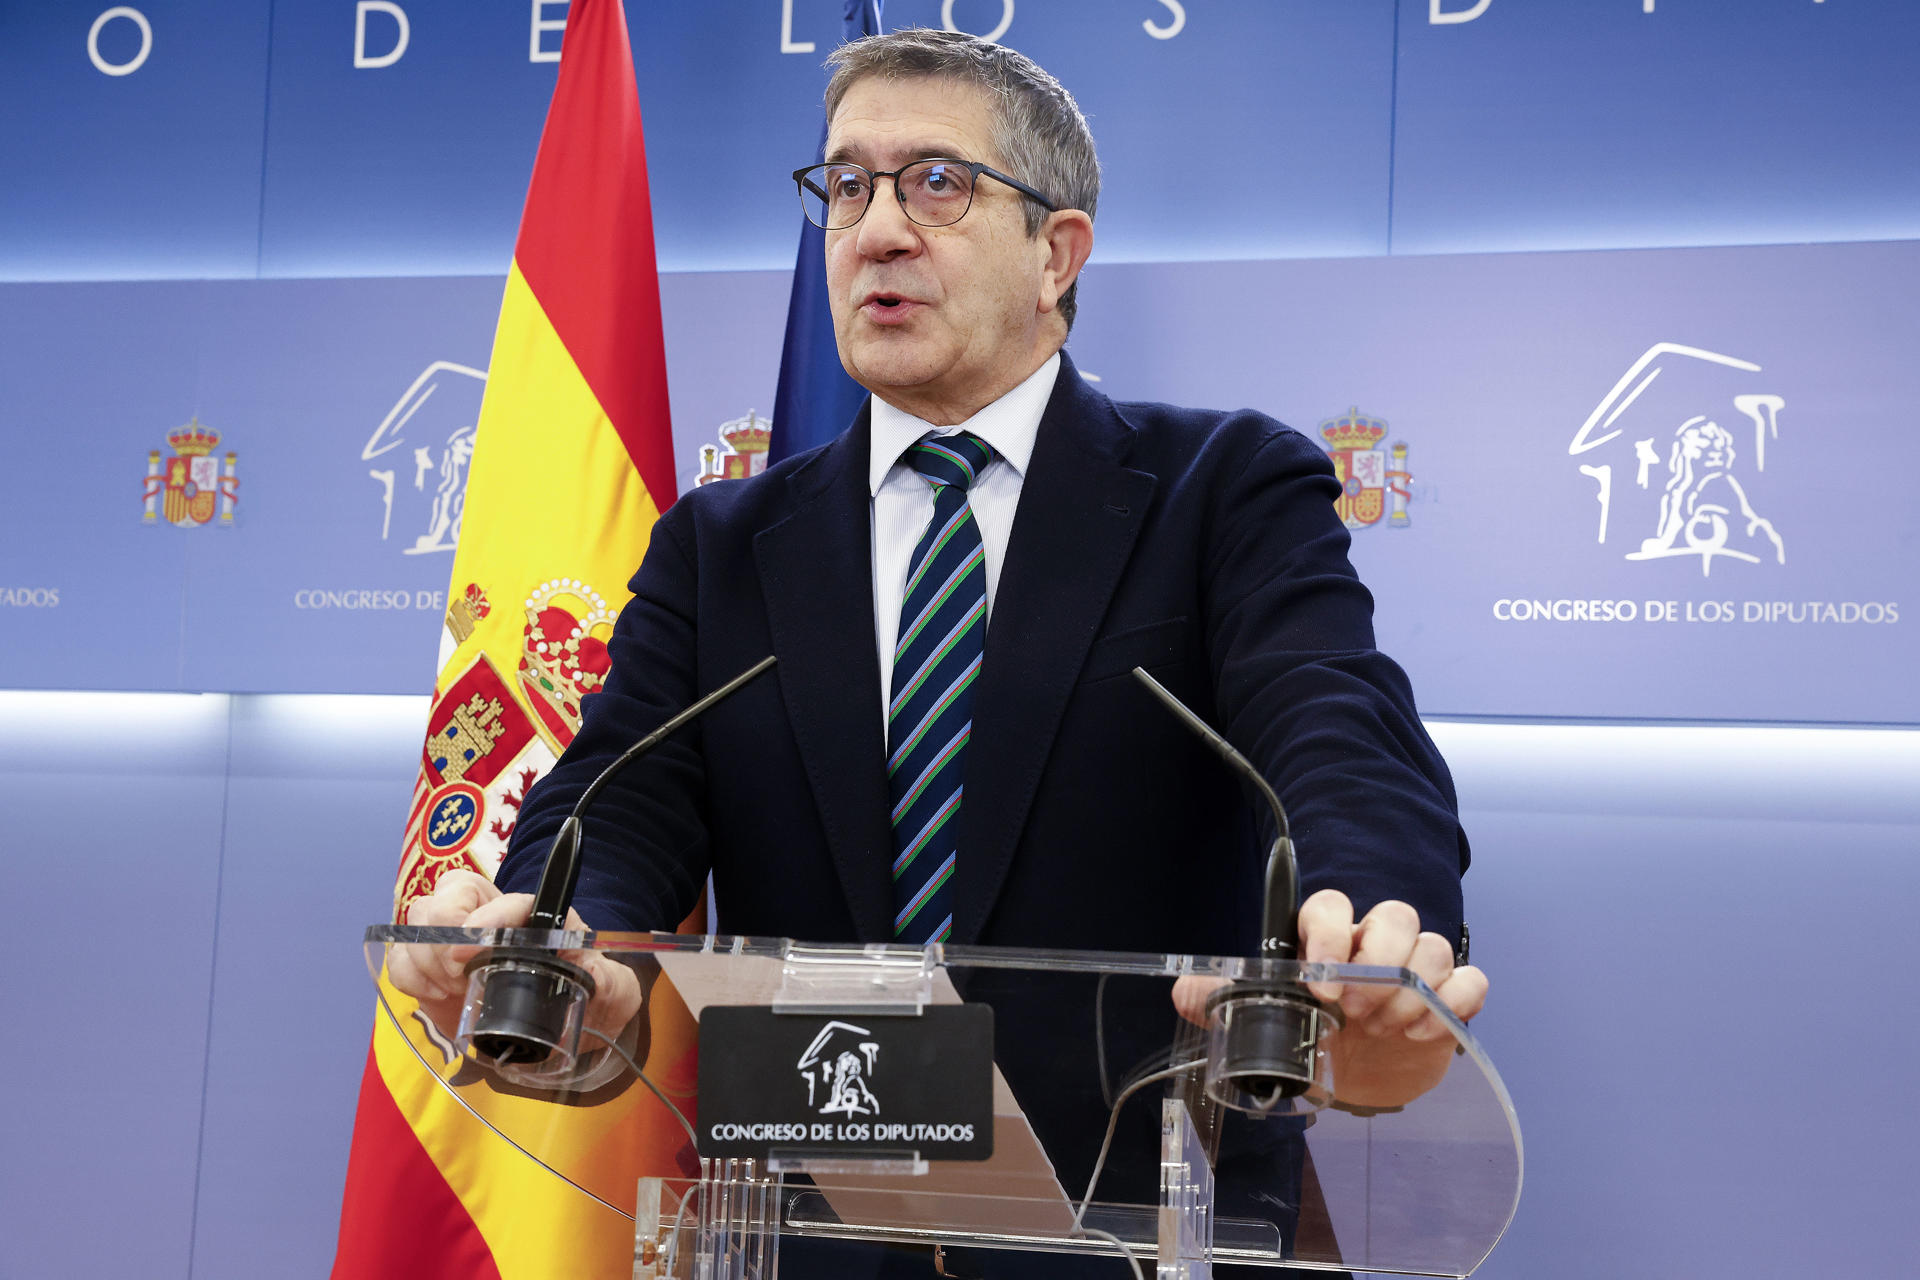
[1035,209,1095,317]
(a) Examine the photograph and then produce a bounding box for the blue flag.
[769,0,882,464]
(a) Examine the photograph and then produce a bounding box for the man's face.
[823,76,1053,424]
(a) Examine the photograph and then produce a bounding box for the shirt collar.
[867,352,1061,497]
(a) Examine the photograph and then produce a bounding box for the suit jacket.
[497,352,1467,956]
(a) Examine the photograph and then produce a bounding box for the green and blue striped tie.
[888,432,993,944]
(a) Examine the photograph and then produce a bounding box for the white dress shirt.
[868,352,1061,723]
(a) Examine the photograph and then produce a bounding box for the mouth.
[859,290,923,324]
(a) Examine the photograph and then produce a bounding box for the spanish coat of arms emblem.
[1318,407,1411,530]
[143,418,239,528]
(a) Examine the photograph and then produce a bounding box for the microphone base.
[1203,979,1341,1116]
[458,948,597,1071]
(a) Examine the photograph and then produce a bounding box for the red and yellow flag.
[333,1,692,1273]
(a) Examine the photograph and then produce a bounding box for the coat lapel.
[754,411,896,941]
[952,354,1157,944]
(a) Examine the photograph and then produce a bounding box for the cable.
[1073,1060,1198,1232]
[1095,973,1114,1110]
[1070,1059,1204,1278]
[1077,1224,1146,1280]
[582,1025,701,1153]
[1095,975,1211,1116]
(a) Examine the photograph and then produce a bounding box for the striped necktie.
[888,432,994,944]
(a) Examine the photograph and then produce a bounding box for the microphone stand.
[462,655,779,1067]
[1132,668,1340,1113]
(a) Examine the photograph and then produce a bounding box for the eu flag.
[769,0,882,464]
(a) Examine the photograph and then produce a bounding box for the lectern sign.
[696,1006,994,1162]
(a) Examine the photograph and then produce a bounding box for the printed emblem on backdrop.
[1318,407,1412,530]
[1569,343,1787,576]
[359,361,487,555]
[142,417,239,528]
[695,410,772,485]
[799,1021,882,1117]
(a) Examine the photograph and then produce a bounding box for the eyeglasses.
[791,158,1060,231]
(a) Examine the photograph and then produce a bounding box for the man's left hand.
[1299,888,1488,1108]
[1171,890,1488,1110]
[1296,889,1487,1040]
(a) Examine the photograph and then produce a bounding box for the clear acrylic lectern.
[366,926,1521,1278]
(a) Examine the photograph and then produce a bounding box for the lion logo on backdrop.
[1318,407,1413,530]
[359,361,487,555]
[143,418,239,528]
[1569,343,1787,576]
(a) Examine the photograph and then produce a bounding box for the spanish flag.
[332,1,693,1274]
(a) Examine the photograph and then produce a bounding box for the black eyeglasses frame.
[790,157,1061,231]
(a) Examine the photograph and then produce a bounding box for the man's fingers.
[1368,931,1455,1036]
[390,885,648,1059]
[1349,899,1421,965]
[397,872,505,990]
[463,892,536,929]
[1404,962,1488,1043]
[556,905,606,972]
[387,945,455,1002]
[1296,889,1355,1002]
[1437,964,1490,1024]
[1297,889,1355,964]
[391,882,526,1000]
[443,869,501,914]
[1342,899,1422,1023]
[1405,931,1455,989]
[455,892,536,960]
[406,870,501,925]
[395,888,477,999]
[391,936,474,1003]
[537,906,644,1046]
[1171,975,1226,1027]
[582,956,646,1042]
[430,893,532,975]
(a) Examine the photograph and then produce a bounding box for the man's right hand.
[387,868,645,1055]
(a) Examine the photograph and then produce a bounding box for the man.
[399,27,1484,1273]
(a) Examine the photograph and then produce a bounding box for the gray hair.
[824,28,1099,330]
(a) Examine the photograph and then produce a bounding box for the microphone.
[1131,667,1337,1113]
[463,655,779,1067]
[1130,668,1298,959]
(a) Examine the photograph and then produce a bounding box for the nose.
[852,175,921,260]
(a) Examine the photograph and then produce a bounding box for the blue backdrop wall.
[2,2,1915,1277]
